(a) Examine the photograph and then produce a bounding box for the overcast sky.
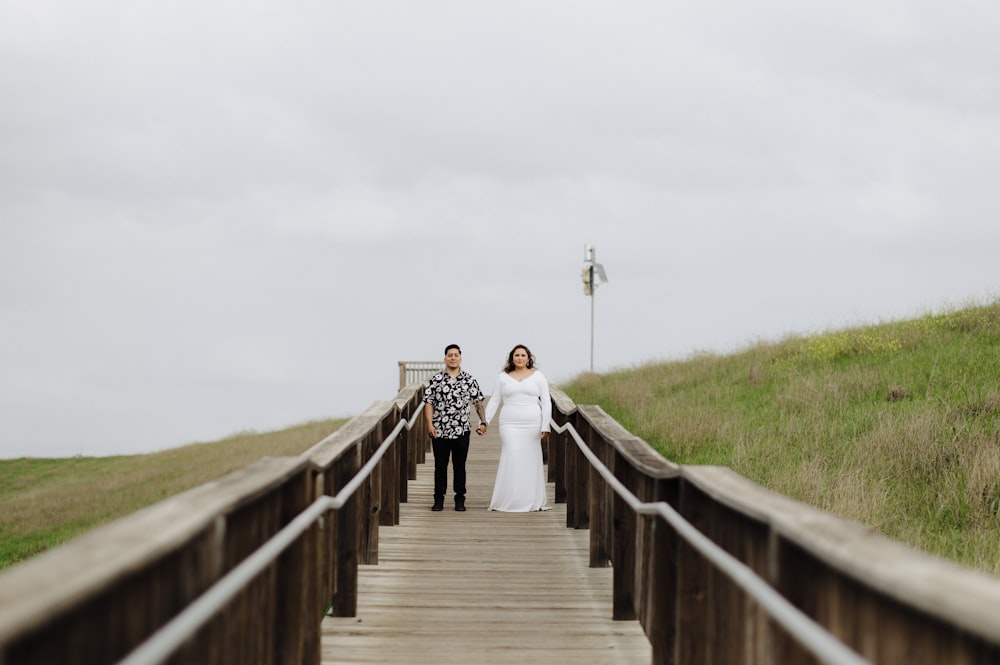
[2,2,997,458]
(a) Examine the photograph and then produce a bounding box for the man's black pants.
[432,432,470,504]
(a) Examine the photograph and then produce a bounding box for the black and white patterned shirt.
[423,370,484,439]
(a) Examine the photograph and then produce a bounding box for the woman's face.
[512,347,529,368]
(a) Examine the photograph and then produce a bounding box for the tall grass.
[563,301,1000,576]
[0,418,346,571]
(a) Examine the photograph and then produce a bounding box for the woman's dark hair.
[503,344,535,373]
[444,344,461,355]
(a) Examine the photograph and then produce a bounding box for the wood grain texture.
[321,427,652,664]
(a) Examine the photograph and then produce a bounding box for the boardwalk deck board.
[321,426,652,665]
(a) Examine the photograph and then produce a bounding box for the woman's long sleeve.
[484,374,503,425]
[538,372,552,433]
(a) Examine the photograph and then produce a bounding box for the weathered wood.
[7,381,1000,665]
[319,424,652,665]
[571,411,591,530]
[393,389,421,497]
[551,427,567,503]
[328,445,361,618]
[572,404,681,641]
[681,465,1000,663]
[377,407,399,527]
[361,404,390,564]
[276,464,320,665]
[550,386,578,416]
[0,456,316,665]
[359,429,378,562]
[646,517,678,665]
[565,410,584,528]
[306,410,377,618]
[588,442,611,568]
[612,449,637,621]
[397,363,443,390]
[304,403,380,462]
[549,387,577,504]
[674,478,711,665]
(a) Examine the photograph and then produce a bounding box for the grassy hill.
[561,300,1000,576]
[0,418,347,572]
[3,301,998,578]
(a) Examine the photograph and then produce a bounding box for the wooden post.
[274,468,320,665]
[379,408,400,527]
[612,447,636,620]
[570,411,590,530]
[330,444,361,616]
[360,429,380,565]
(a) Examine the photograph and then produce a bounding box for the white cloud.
[1,1,998,457]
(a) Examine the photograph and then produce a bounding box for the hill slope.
[562,301,1000,576]
[0,418,347,571]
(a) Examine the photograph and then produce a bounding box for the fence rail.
[117,409,422,665]
[397,360,444,389]
[0,386,428,665]
[3,381,1000,664]
[546,389,1000,664]
[551,418,868,665]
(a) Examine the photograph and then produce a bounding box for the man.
[423,344,486,512]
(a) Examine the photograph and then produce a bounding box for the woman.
[478,344,552,512]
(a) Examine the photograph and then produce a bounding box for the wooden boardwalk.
[320,425,652,665]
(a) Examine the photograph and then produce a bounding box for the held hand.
[541,431,549,442]
[476,424,487,436]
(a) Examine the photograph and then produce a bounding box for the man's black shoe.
[455,502,467,512]
[431,503,444,512]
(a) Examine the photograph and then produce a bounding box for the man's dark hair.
[444,344,461,355]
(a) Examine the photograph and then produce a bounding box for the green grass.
[562,300,1000,577]
[5,303,999,578]
[0,418,347,572]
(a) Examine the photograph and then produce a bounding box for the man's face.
[445,349,461,369]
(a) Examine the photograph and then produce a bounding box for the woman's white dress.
[484,370,552,512]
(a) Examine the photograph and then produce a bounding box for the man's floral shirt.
[423,370,484,439]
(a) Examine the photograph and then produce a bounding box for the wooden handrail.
[548,386,1000,664]
[4,380,1000,665]
[0,455,318,664]
[0,387,427,665]
[397,360,444,390]
[551,415,869,665]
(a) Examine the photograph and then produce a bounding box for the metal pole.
[589,264,595,372]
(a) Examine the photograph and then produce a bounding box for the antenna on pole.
[580,244,608,372]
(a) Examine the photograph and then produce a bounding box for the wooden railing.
[3,382,1000,664]
[547,387,1000,664]
[397,360,444,390]
[0,386,427,665]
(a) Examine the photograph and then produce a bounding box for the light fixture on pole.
[580,244,608,372]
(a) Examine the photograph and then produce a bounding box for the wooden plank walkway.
[320,425,652,665]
